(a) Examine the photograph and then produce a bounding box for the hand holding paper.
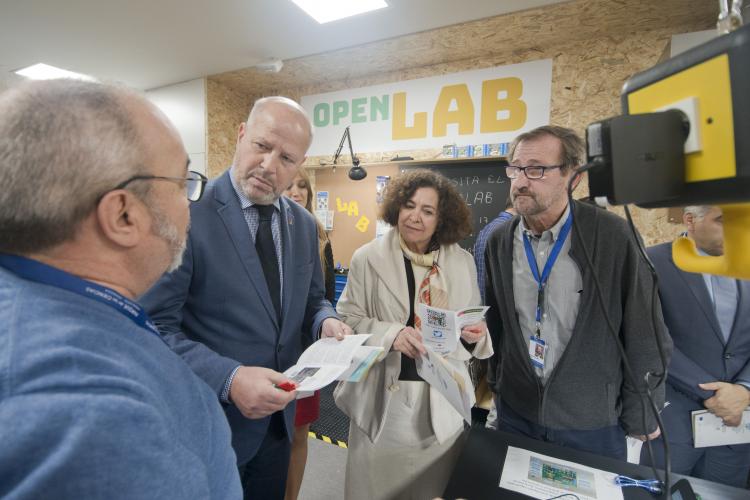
[417,304,489,355]
[320,317,353,340]
[229,366,297,419]
[699,381,750,426]
[460,320,487,344]
[393,326,426,359]
[283,334,383,394]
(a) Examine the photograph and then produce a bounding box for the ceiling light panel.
[292,0,388,24]
[14,63,94,81]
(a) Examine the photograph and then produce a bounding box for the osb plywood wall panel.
[210,0,714,98]
[206,79,256,179]
[206,0,714,256]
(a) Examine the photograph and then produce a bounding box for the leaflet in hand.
[692,408,750,447]
[283,334,381,393]
[415,345,474,424]
[337,345,383,383]
[417,304,489,355]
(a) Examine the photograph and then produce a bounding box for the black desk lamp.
[332,126,367,180]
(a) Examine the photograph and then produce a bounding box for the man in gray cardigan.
[484,125,672,460]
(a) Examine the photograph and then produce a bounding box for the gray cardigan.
[484,201,672,435]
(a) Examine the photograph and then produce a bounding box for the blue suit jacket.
[649,242,750,440]
[140,170,337,465]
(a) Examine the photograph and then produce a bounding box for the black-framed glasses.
[505,165,564,180]
[115,170,208,201]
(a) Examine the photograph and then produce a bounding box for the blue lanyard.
[0,253,163,341]
[522,211,573,336]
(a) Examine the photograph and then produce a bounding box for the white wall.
[146,78,207,175]
[670,30,716,57]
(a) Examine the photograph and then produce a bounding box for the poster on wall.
[314,191,332,230]
[375,176,389,204]
[301,59,553,156]
[315,209,334,231]
[316,191,329,210]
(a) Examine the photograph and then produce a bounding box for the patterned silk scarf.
[399,234,449,329]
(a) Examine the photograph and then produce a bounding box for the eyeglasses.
[506,165,564,180]
[114,170,208,201]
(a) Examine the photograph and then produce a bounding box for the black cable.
[546,494,581,500]
[623,204,672,494]
[566,163,670,499]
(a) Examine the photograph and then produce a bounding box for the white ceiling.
[0,0,567,91]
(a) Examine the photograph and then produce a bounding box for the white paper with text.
[417,304,489,355]
[283,334,370,392]
[499,446,623,500]
[692,409,750,447]
[415,345,473,423]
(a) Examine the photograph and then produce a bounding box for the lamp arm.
[346,126,360,166]
[332,126,360,166]
[332,126,350,165]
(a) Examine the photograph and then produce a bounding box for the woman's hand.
[460,320,487,344]
[392,326,427,359]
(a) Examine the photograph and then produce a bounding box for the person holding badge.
[483,125,671,460]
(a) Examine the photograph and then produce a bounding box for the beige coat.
[334,228,493,445]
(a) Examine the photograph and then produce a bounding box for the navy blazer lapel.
[280,198,295,320]
[670,254,724,344]
[728,280,750,346]
[213,172,279,327]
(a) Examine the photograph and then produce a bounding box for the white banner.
[301,59,553,156]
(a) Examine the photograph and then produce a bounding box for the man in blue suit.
[641,205,750,487]
[141,96,352,499]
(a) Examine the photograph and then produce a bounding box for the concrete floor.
[298,437,347,500]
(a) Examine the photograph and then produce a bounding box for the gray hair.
[0,79,148,254]
[248,96,314,148]
[508,125,585,174]
[683,205,712,218]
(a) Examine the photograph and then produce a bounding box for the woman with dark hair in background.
[334,169,493,499]
[283,167,334,500]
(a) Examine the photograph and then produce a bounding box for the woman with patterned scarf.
[334,169,493,500]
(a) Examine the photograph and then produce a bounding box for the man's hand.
[392,326,426,359]
[699,381,750,427]
[460,320,487,344]
[631,428,661,441]
[320,318,352,340]
[229,366,296,419]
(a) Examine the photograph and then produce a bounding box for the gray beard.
[150,204,188,274]
[240,175,278,205]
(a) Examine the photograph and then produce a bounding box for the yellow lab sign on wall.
[301,59,552,156]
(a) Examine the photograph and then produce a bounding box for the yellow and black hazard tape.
[308,431,348,449]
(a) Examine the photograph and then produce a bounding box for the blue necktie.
[255,205,281,320]
[710,274,737,343]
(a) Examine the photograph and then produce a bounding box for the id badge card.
[528,336,547,369]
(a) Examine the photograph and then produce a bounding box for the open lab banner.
[301,59,552,156]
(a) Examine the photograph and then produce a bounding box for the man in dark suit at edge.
[641,205,750,487]
[141,96,352,499]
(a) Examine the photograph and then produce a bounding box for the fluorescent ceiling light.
[14,63,94,81]
[292,0,388,24]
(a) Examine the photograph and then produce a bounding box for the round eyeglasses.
[505,165,564,180]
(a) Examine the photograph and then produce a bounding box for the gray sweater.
[485,201,672,435]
